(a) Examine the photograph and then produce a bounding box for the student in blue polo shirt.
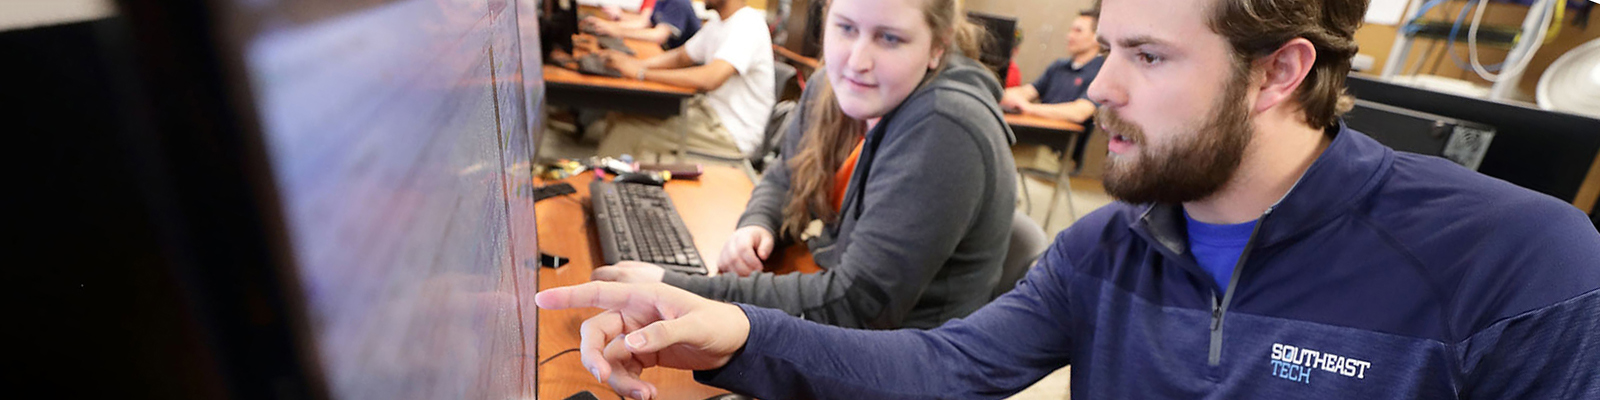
[582,0,702,49]
[1001,8,1103,174]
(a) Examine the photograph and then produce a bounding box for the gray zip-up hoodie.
[662,55,1018,329]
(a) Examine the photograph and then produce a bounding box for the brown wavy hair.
[779,0,986,239]
[1207,0,1365,128]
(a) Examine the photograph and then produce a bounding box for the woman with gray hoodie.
[592,0,1017,330]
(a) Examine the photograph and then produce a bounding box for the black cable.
[539,347,581,366]
[538,348,627,400]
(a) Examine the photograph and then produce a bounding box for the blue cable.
[1402,0,1501,71]
[1447,0,1504,72]
[1403,0,1449,35]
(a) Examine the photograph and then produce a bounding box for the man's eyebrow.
[1097,34,1170,49]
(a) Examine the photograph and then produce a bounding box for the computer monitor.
[797,0,826,58]
[1345,74,1600,210]
[1343,99,1496,171]
[965,11,1017,85]
[542,0,580,57]
[10,0,546,398]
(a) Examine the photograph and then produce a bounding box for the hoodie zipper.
[1207,207,1273,366]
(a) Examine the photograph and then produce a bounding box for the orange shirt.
[831,137,866,212]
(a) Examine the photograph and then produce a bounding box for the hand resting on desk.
[535,282,752,400]
[999,91,1030,112]
[591,261,667,283]
[717,226,773,277]
[581,16,621,37]
[603,50,645,80]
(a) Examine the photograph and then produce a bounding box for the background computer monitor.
[1345,74,1600,216]
[9,0,547,398]
[797,0,826,57]
[1343,99,1497,171]
[965,11,1017,85]
[542,0,580,57]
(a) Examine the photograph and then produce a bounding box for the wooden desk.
[535,166,755,400]
[543,35,697,118]
[1005,113,1084,148]
[772,45,819,73]
[1004,113,1087,224]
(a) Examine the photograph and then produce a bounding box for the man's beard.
[1098,72,1253,205]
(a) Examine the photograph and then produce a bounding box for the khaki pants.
[594,96,744,160]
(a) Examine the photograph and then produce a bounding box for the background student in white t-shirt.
[595,0,775,160]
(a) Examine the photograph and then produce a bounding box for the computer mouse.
[614,171,666,186]
[702,394,754,400]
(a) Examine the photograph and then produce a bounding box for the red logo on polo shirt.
[1075,77,1084,86]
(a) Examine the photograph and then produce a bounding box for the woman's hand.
[717,226,775,277]
[591,261,667,284]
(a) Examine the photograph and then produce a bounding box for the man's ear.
[1252,37,1315,114]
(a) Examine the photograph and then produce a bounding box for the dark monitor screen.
[965,11,1016,84]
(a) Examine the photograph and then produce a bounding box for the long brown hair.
[779,0,985,239]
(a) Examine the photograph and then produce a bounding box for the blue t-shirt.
[1184,210,1257,291]
[651,0,702,49]
[1031,56,1104,104]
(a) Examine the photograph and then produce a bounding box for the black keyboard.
[595,35,636,56]
[576,53,622,78]
[590,180,707,275]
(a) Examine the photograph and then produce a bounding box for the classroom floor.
[539,126,1106,399]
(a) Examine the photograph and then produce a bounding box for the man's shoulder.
[1050,202,1145,251]
[656,0,693,10]
[1369,153,1584,236]
[653,0,699,24]
[707,8,772,44]
[1367,154,1600,339]
[1027,202,1149,280]
[1363,151,1599,301]
[729,7,768,28]
[653,0,691,14]
[1079,56,1106,75]
[1043,59,1073,73]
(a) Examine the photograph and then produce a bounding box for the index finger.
[536,281,653,311]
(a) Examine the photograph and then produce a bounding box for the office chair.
[675,61,803,178]
[994,210,1049,299]
[773,62,798,101]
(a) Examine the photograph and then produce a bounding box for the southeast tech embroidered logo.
[1270,343,1372,384]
